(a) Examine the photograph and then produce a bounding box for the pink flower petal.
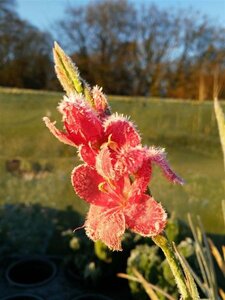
[71,165,114,207]
[92,86,111,117]
[129,158,152,201]
[43,117,76,147]
[64,121,85,145]
[78,144,98,166]
[104,114,141,148]
[115,147,146,177]
[59,96,104,145]
[148,147,184,184]
[84,204,103,241]
[125,195,167,236]
[96,146,115,180]
[85,205,125,251]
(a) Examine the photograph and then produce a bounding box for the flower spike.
[44,44,185,251]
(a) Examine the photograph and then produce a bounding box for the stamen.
[73,224,85,233]
[98,182,109,193]
[100,134,118,152]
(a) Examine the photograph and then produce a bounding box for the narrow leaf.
[209,239,225,276]
[117,270,176,300]
[173,243,200,299]
[132,268,160,300]
[219,289,225,300]
[214,97,225,172]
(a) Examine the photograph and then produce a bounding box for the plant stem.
[152,233,191,300]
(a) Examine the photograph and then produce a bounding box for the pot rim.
[71,293,112,300]
[5,257,57,288]
[0,293,44,300]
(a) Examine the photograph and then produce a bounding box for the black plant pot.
[64,261,83,283]
[64,261,113,288]
[5,257,57,288]
[71,294,112,300]
[0,294,44,300]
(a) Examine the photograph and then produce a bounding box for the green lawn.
[0,89,224,233]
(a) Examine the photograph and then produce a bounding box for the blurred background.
[0,1,225,299]
[1,0,225,98]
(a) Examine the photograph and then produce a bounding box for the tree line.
[1,0,225,99]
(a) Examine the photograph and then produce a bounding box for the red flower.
[72,164,167,250]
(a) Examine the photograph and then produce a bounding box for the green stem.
[152,233,191,300]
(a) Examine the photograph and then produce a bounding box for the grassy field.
[0,89,224,234]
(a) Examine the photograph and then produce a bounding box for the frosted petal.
[43,117,76,147]
[85,205,125,251]
[71,165,113,207]
[96,146,115,180]
[104,114,141,148]
[125,195,167,236]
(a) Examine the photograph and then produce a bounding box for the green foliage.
[65,232,104,285]
[61,230,131,287]
[177,238,195,258]
[0,201,83,257]
[127,244,161,280]
[127,244,167,300]
[0,203,56,256]
[165,218,191,243]
[94,240,113,263]
[126,220,196,300]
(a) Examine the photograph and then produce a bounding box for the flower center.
[98,175,132,209]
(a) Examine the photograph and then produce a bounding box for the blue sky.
[16,0,225,31]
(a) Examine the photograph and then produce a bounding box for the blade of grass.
[222,246,225,262]
[222,200,225,228]
[219,288,225,300]
[132,268,159,300]
[173,250,207,296]
[188,214,220,299]
[197,217,218,298]
[208,238,225,276]
[117,272,140,282]
[117,271,176,300]
[214,97,225,172]
[173,243,200,299]
[188,214,210,289]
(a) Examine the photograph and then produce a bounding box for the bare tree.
[0,2,53,89]
[57,0,137,93]
[57,1,225,98]
[2,0,224,96]
[133,4,180,96]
